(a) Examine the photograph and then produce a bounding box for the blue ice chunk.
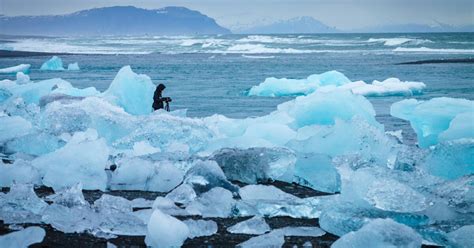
[293,153,340,193]
[67,62,80,71]
[0,64,30,74]
[391,97,473,147]
[102,66,155,115]
[40,56,65,71]
[332,218,422,248]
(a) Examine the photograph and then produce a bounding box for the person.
[152,83,171,111]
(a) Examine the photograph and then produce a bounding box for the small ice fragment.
[67,62,80,71]
[145,209,189,248]
[183,219,218,238]
[0,183,48,224]
[237,231,285,248]
[239,184,299,201]
[0,226,45,248]
[273,226,325,237]
[15,72,30,84]
[227,216,270,235]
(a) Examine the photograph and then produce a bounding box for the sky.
[0,0,472,30]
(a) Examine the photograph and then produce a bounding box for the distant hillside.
[351,23,474,33]
[237,16,339,34]
[0,6,231,36]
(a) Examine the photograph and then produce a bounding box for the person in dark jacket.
[152,83,171,111]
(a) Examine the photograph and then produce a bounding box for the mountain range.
[0,6,472,36]
[0,6,230,36]
[236,16,339,34]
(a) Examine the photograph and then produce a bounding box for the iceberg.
[331,218,422,248]
[248,70,350,96]
[40,56,65,70]
[227,216,271,235]
[0,64,30,74]
[145,209,189,248]
[248,71,425,97]
[67,62,80,71]
[102,66,155,115]
[391,97,474,147]
[32,129,109,191]
[0,226,45,248]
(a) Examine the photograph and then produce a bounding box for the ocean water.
[1,33,473,143]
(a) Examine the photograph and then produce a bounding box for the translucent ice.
[186,187,235,217]
[184,160,238,194]
[166,183,197,205]
[67,62,80,71]
[237,231,285,248]
[110,157,183,192]
[227,216,271,235]
[6,78,74,105]
[447,225,474,248]
[273,226,326,237]
[0,160,41,187]
[211,147,296,184]
[239,185,299,201]
[0,183,48,224]
[32,129,109,191]
[145,209,189,248]
[40,56,65,70]
[93,194,147,236]
[423,139,474,180]
[0,64,30,74]
[439,112,474,142]
[183,219,218,238]
[0,226,45,248]
[391,97,474,147]
[293,153,340,193]
[248,71,425,97]
[331,219,422,248]
[0,115,32,143]
[102,66,155,115]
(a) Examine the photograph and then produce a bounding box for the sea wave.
[393,47,474,54]
[368,38,432,46]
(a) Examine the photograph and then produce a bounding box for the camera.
[162,97,172,102]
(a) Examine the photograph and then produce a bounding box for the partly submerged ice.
[248,71,425,97]
[0,64,30,74]
[40,56,65,71]
[67,62,80,71]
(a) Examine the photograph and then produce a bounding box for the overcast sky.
[0,0,472,30]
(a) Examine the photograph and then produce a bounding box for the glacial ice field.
[0,33,473,247]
